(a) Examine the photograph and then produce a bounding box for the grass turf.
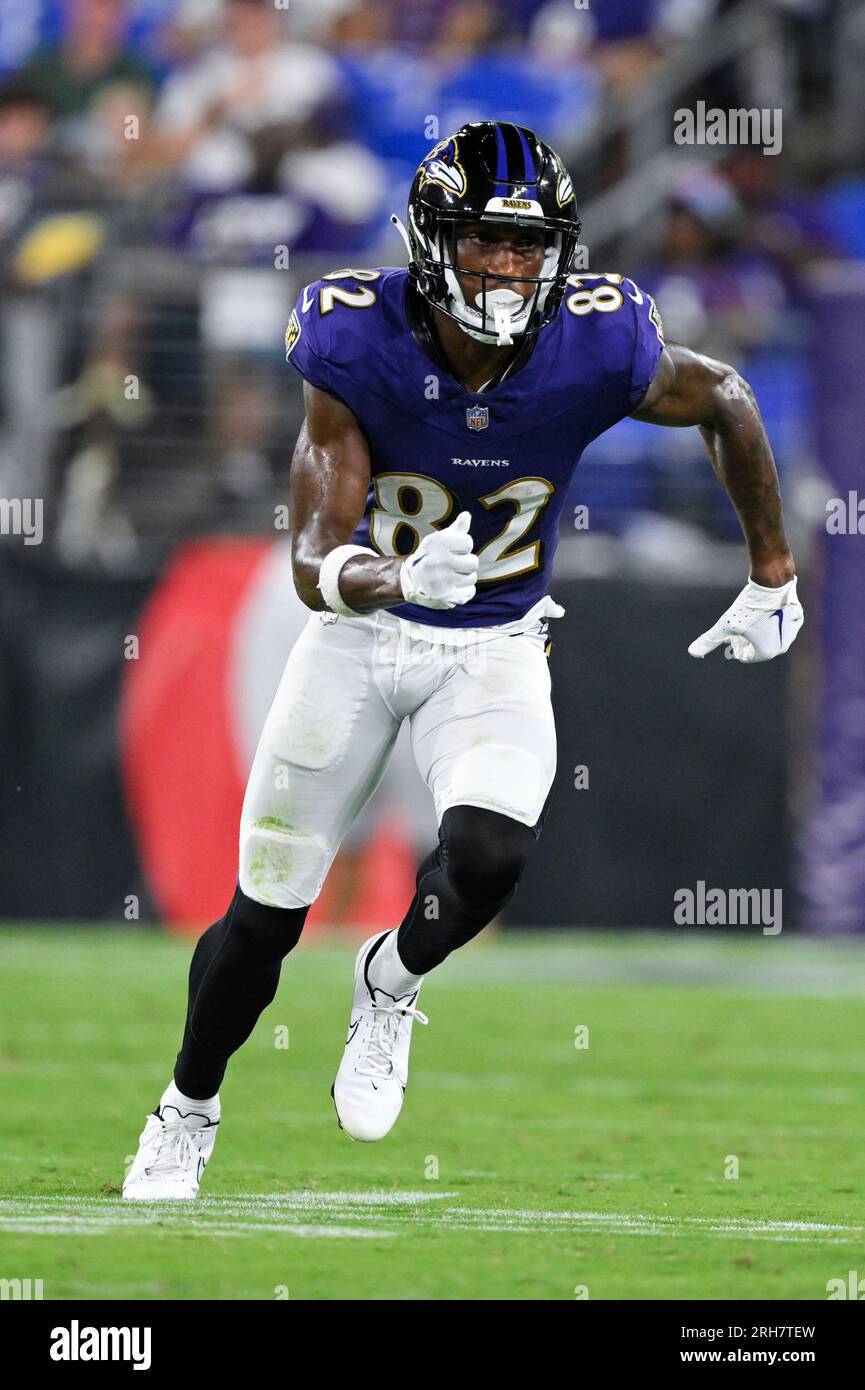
[1,926,863,1300]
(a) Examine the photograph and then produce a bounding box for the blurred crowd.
[0,0,859,568]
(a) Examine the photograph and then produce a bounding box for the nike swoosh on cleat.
[772,609,784,645]
[345,1019,360,1047]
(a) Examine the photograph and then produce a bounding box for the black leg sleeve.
[174,884,308,1098]
[396,804,537,975]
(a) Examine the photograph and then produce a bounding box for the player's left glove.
[688,575,803,663]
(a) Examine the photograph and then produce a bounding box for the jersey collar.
[404,281,538,394]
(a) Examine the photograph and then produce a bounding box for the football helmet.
[397,121,582,345]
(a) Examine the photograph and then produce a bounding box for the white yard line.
[0,1220,394,1238]
[0,1194,860,1245]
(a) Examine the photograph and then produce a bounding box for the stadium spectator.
[528,1,595,65]
[329,0,515,50]
[0,80,54,258]
[152,0,343,191]
[205,358,278,510]
[641,167,789,360]
[725,149,842,294]
[73,77,159,195]
[148,0,386,258]
[20,0,154,120]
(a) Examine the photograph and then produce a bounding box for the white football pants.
[239,605,558,908]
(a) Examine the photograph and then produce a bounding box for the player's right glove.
[399,510,479,610]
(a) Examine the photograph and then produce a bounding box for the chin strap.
[404,270,537,386]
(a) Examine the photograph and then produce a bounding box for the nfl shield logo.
[467,404,489,431]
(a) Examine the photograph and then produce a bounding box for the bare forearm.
[633,346,795,587]
[334,554,403,612]
[290,400,404,614]
[292,499,404,615]
[700,383,794,586]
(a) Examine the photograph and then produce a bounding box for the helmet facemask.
[405,204,578,346]
[442,225,565,344]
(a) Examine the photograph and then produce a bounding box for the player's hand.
[399,511,479,610]
[688,575,803,663]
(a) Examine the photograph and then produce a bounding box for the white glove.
[400,510,479,610]
[688,575,803,663]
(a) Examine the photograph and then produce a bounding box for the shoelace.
[356,1002,429,1080]
[144,1121,207,1177]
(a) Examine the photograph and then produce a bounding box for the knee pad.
[239,819,331,909]
[226,883,307,959]
[440,805,536,914]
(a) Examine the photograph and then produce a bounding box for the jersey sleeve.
[284,284,339,396]
[624,277,666,409]
[284,270,386,410]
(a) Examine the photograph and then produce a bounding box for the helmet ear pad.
[408,201,448,309]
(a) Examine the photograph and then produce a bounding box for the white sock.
[158,1079,220,1124]
[368,929,424,1000]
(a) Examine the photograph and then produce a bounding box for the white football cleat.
[332,932,428,1142]
[122,1103,219,1200]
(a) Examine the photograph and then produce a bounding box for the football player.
[123,121,802,1198]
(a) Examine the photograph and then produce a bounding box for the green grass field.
[1,926,864,1301]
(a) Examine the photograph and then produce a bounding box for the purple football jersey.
[285,267,664,628]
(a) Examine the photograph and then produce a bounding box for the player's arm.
[291,382,402,614]
[631,343,794,587]
[630,343,803,662]
[291,382,478,615]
